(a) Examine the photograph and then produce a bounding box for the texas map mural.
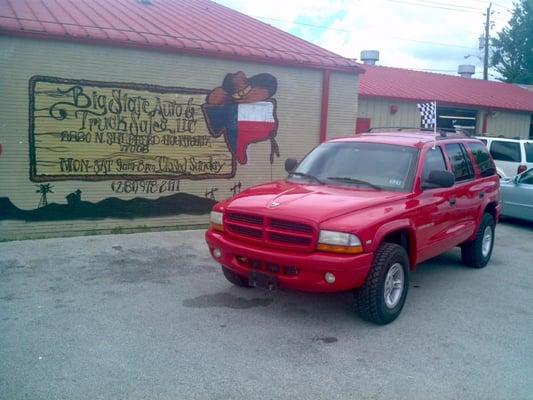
[0,73,280,221]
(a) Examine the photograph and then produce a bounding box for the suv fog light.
[324,272,336,284]
[213,248,222,259]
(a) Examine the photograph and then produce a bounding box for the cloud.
[214,0,515,76]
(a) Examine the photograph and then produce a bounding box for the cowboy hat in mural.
[202,71,280,165]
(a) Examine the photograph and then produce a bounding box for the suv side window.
[525,143,533,163]
[519,169,533,185]
[422,146,447,182]
[468,142,496,177]
[445,143,474,182]
[490,141,521,162]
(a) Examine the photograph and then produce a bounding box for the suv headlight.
[317,230,363,254]
[210,211,224,232]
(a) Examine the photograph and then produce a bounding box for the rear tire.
[354,243,409,325]
[221,266,253,288]
[461,213,495,268]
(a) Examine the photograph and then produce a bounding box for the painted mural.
[202,71,279,164]
[29,76,234,181]
[0,73,279,222]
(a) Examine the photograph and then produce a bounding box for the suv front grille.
[270,218,313,233]
[225,212,315,250]
[227,212,263,225]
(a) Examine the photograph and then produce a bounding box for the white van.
[476,136,533,178]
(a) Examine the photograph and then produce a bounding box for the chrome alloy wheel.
[384,262,405,309]
[481,225,493,258]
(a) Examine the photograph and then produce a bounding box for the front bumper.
[205,230,374,292]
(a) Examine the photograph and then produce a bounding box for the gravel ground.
[1,219,532,400]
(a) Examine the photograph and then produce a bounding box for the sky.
[213,0,517,78]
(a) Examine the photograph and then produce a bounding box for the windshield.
[291,142,419,192]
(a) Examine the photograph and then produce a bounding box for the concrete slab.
[1,220,532,399]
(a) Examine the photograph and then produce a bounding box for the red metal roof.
[359,64,533,113]
[0,0,361,73]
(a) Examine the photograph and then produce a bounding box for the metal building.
[356,63,533,138]
[0,0,361,240]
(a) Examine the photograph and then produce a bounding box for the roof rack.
[366,126,474,138]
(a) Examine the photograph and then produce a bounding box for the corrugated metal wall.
[0,36,359,240]
[357,98,420,129]
[327,72,359,139]
[361,98,532,139]
[483,110,531,139]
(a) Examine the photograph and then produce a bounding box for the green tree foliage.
[490,0,533,84]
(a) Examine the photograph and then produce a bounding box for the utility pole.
[483,3,492,80]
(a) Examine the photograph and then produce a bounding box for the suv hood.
[224,180,408,224]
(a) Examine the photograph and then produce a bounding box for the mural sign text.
[29,76,234,181]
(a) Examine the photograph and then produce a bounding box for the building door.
[355,118,371,134]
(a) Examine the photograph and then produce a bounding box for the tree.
[490,0,533,84]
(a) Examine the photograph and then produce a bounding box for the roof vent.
[458,65,475,78]
[360,50,379,65]
[137,0,152,4]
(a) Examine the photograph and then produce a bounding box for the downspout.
[320,70,331,143]
[482,109,490,135]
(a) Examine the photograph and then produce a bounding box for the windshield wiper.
[288,171,324,184]
[326,176,382,190]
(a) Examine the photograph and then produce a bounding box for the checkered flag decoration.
[417,101,437,129]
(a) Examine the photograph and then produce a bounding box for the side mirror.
[422,170,455,189]
[513,175,520,184]
[285,158,298,173]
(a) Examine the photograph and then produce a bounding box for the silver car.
[500,168,533,222]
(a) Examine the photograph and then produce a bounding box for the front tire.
[461,213,495,268]
[221,266,253,288]
[354,243,409,325]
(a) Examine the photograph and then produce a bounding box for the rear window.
[445,143,474,182]
[468,142,496,177]
[490,141,521,162]
[525,143,533,163]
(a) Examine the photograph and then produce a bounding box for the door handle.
[449,198,457,206]
[479,191,485,198]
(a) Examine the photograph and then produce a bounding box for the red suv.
[205,130,501,324]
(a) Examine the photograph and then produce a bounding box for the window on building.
[468,142,496,177]
[445,143,474,182]
[436,107,477,134]
[422,147,447,182]
[490,141,521,162]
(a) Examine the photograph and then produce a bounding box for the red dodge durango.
[206,130,501,324]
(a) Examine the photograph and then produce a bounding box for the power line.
[461,0,513,11]
[419,68,482,73]
[387,0,482,14]
[254,16,478,50]
[413,0,481,11]
[250,15,350,32]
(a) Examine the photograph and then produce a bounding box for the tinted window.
[490,141,521,162]
[422,147,447,182]
[525,143,533,163]
[445,143,474,182]
[468,142,496,177]
[520,169,533,185]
